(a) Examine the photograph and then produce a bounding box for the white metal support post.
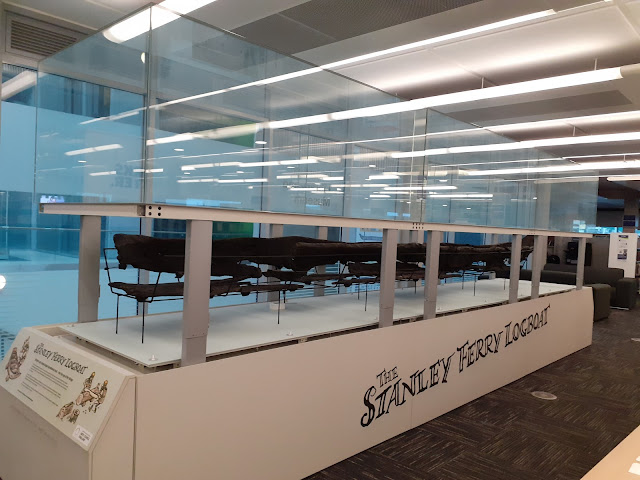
[181,219,213,367]
[530,235,547,299]
[379,229,398,328]
[315,226,329,297]
[509,234,522,304]
[78,215,101,323]
[576,237,587,290]
[424,230,442,320]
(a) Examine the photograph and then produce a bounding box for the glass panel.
[36,8,149,203]
[34,6,598,232]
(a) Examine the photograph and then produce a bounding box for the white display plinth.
[0,288,592,480]
[60,279,574,368]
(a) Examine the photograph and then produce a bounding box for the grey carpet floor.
[307,307,640,480]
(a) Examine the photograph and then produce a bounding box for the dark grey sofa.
[513,264,637,310]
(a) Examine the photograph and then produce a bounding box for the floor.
[307,306,640,480]
[60,279,572,368]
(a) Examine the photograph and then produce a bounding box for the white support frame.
[40,203,593,238]
[181,220,213,367]
[576,237,587,290]
[379,229,398,328]
[51,203,592,367]
[509,235,522,304]
[423,230,442,320]
[78,215,101,323]
[530,235,547,299]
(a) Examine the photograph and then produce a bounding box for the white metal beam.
[39,203,593,238]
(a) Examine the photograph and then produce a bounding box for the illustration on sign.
[5,337,29,382]
[55,371,109,424]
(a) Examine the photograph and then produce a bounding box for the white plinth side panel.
[0,387,90,480]
[134,289,593,480]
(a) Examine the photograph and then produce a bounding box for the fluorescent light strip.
[468,159,640,176]
[368,174,400,180]
[488,109,640,133]
[181,158,319,170]
[384,185,458,191]
[147,10,555,111]
[1,71,37,100]
[155,67,622,146]
[217,178,267,183]
[428,194,494,198]
[607,175,640,181]
[396,130,640,159]
[330,184,389,188]
[103,1,218,43]
[65,144,123,156]
[89,171,117,176]
[81,110,142,125]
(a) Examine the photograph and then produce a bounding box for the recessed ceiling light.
[174,148,185,152]
[255,141,267,145]
[78,160,87,163]
[442,204,448,207]
[236,170,244,174]
[0,275,6,291]
[369,165,376,168]
[466,207,472,210]
[287,166,295,169]
[439,179,447,182]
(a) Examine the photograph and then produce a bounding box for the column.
[314,226,329,297]
[576,237,587,290]
[379,229,398,328]
[423,230,442,320]
[181,220,213,367]
[530,235,547,299]
[78,216,101,323]
[509,234,522,304]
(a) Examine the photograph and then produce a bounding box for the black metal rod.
[116,296,120,334]
[365,287,368,312]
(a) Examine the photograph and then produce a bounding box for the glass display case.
[35,4,598,232]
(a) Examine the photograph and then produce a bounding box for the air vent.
[5,13,84,60]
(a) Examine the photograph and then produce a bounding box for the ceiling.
[7,0,640,204]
